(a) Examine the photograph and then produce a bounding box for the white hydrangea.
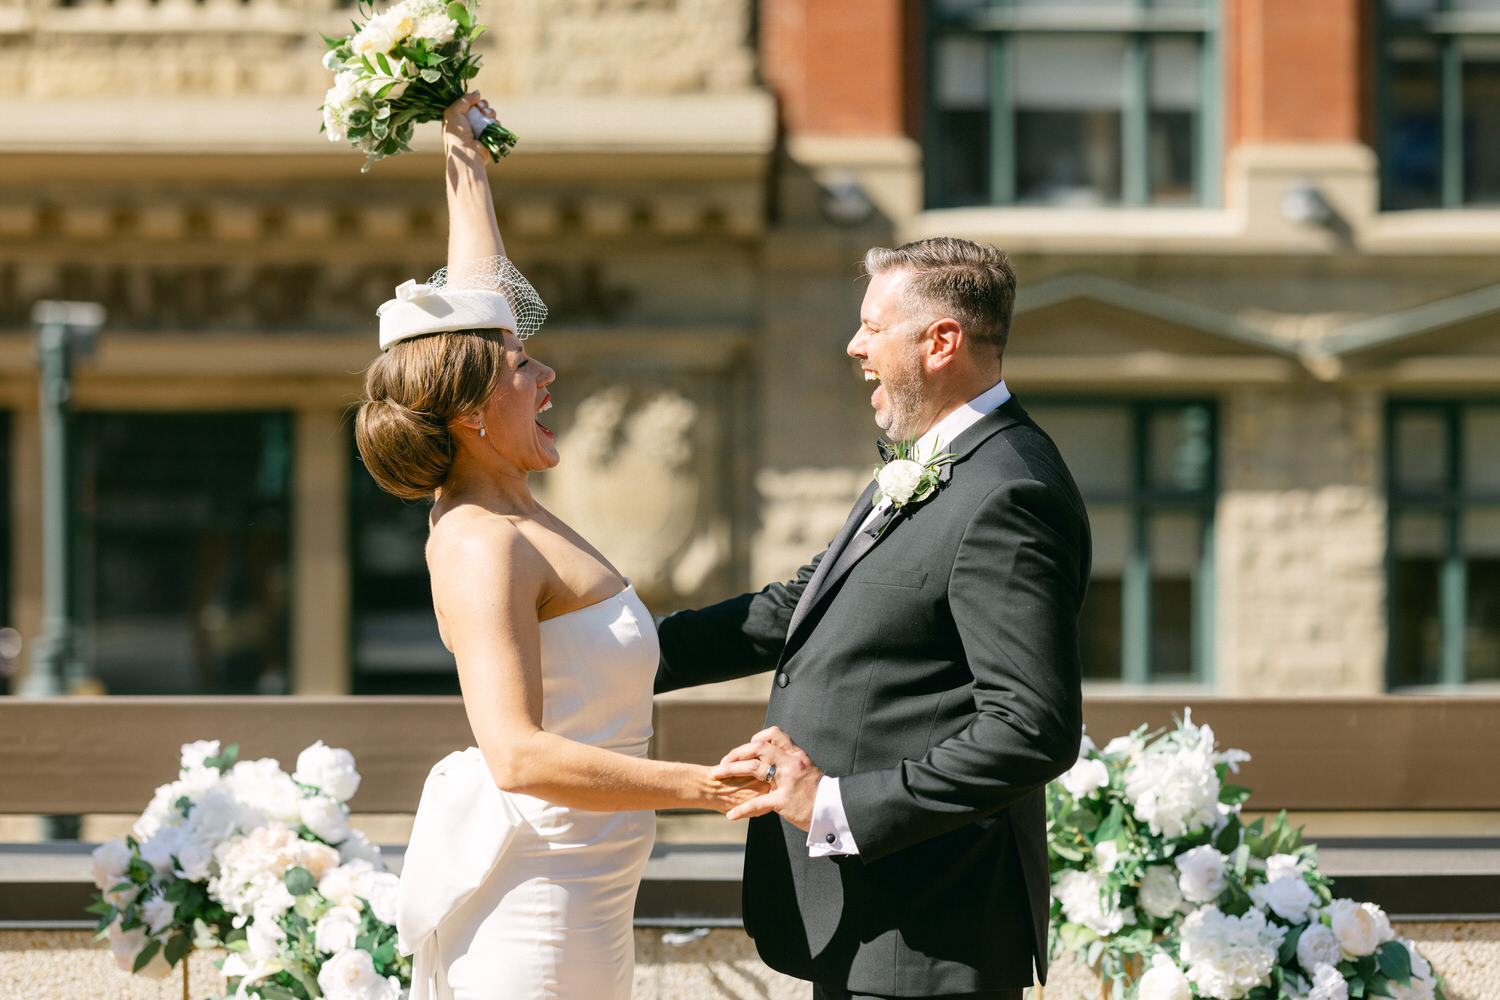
[224,758,303,826]
[1138,864,1186,920]
[1305,963,1350,1000]
[1176,844,1228,904]
[141,895,177,935]
[1178,905,1286,1000]
[1123,723,1222,838]
[91,839,134,901]
[294,741,362,803]
[1053,869,1134,937]
[1060,756,1110,800]
[210,824,341,918]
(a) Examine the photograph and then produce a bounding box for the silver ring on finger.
[764,762,777,784]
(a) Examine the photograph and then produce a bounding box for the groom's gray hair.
[862,238,1017,356]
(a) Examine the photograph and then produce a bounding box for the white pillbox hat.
[376,280,518,351]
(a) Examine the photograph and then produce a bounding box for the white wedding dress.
[397,584,657,1000]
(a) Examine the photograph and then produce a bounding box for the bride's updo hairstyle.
[356,277,532,500]
[355,329,508,500]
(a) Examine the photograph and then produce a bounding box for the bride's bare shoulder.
[427,505,540,579]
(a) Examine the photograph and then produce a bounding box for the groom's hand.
[711,726,823,830]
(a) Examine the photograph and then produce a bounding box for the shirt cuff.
[806,775,860,857]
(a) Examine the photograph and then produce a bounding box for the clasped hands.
[713,726,824,831]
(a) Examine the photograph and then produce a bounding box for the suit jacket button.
[825,833,836,844]
[776,672,789,688]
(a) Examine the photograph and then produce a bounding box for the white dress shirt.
[806,379,1011,857]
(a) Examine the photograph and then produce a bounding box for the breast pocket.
[861,568,928,589]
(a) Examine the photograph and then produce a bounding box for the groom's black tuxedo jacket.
[656,396,1090,996]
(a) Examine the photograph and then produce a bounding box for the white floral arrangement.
[320,0,517,171]
[1047,710,1446,1000]
[873,441,954,513]
[88,740,410,1000]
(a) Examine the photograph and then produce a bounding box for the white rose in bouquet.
[295,740,362,802]
[338,828,385,866]
[1138,953,1193,1000]
[1179,905,1285,1000]
[1060,756,1110,800]
[1175,845,1228,903]
[133,779,190,841]
[140,896,177,936]
[302,794,352,845]
[1326,898,1389,958]
[1138,864,1186,920]
[225,757,303,824]
[320,859,379,909]
[91,839,133,900]
[1103,734,1141,757]
[106,919,172,979]
[1304,963,1350,1000]
[1296,922,1342,972]
[364,871,401,925]
[1250,870,1317,923]
[315,905,365,955]
[318,948,403,1000]
[1054,869,1133,936]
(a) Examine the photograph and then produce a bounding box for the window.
[1027,400,1217,684]
[926,0,1220,209]
[1380,0,1500,209]
[74,413,292,695]
[349,437,457,695]
[1387,401,1500,687]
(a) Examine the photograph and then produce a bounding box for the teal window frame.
[1385,399,1500,687]
[1029,397,1217,685]
[1377,0,1500,209]
[924,0,1223,209]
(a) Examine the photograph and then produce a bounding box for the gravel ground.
[3,923,1494,1000]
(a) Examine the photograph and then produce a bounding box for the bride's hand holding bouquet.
[320,0,517,171]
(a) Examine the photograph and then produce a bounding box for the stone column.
[290,407,350,695]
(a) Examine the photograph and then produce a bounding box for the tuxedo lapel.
[785,479,880,641]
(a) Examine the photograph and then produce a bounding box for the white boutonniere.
[873,441,954,511]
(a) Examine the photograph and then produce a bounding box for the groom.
[655,237,1090,1000]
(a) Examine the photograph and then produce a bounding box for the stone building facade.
[2,0,1499,697]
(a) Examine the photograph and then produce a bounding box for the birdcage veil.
[425,255,548,340]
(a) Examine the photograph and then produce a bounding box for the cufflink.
[825,833,836,844]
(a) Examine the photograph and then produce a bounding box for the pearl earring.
[479,424,486,438]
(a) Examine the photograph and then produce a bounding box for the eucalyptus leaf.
[1377,940,1413,985]
[131,938,163,973]
[283,865,316,897]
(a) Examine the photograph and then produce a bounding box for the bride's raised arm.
[441,92,506,276]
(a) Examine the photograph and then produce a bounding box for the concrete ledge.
[5,837,1498,928]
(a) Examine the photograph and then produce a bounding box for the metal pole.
[20,301,102,699]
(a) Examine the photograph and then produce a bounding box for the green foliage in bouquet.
[320,0,518,171]
[1046,712,1447,1000]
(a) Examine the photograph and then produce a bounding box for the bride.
[354,94,760,1000]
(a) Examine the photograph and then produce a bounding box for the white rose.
[92,839,133,891]
[301,796,351,845]
[1361,901,1394,945]
[1327,898,1381,957]
[1060,756,1110,800]
[225,759,303,824]
[317,948,402,1000]
[1138,953,1192,1000]
[315,905,364,954]
[1093,839,1120,873]
[320,860,378,909]
[1103,734,1140,757]
[876,458,924,505]
[133,779,190,841]
[1176,845,1228,903]
[1307,963,1350,1000]
[141,896,177,935]
[294,741,362,802]
[1138,864,1185,920]
[1053,869,1130,937]
[1265,853,1302,881]
[106,919,172,979]
[1297,922,1342,972]
[179,739,221,773]
[1250,873,1318,923]
[139,825,187,876]
[1123,732,1222,839]
[363,871,401,925]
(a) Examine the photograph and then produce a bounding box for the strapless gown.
[396,584,657,1000]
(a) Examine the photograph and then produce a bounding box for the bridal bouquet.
[1047,711,1446,1000]
[88,739,410,1000]
[320,0,518,171]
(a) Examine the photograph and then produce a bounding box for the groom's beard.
[876,340,928,441]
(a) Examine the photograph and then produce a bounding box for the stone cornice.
[0,93,777,157]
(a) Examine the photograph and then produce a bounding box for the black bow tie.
[876,439,897,463]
